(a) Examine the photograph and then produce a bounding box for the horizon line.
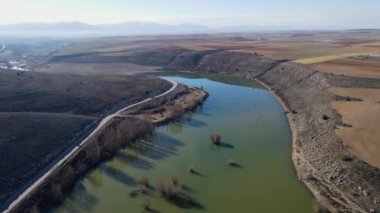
[0,21,379,32]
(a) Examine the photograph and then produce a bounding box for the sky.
[1,0,379,29]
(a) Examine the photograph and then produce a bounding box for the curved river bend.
[55,73,314,213]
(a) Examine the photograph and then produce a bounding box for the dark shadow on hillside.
[101,165,137,186]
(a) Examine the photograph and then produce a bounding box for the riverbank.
[253,78,364,212]
[55,74,314,213]
[232,63,379,213]
[121,83,208,125]
[5,83,207,213]
[162,50,380,212]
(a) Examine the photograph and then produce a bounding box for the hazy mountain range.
[0,21,296,37]
[0,22,378,37]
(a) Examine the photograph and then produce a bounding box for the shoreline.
[162,48,379,211]
[5,81,207,213]
[219,70,371,212]
[171,71,321,209]
[165,63,378,212]
[253,77,331,211]
[251,73,375,212]
[3,79,177,212]
[5,46,379,212]
[233,71,376,212]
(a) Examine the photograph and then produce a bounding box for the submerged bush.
[209,134,222,145]
[189,165,196,174]
[139,177,150,188]
[141,199,151,211]
[172,175,179,186]
[227,159,237,166]
[156,182,167,197]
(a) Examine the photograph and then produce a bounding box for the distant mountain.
[0,22,94,31]
[0,22,212,36]
[97,22,209,33]
[344,29,380,32]
[2,22,377,37]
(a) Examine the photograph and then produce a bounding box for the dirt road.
[3,78,178,213]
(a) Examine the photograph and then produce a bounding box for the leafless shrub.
[209,134,221,145]
[141,199,151,211]
[172,175,179,186]
[189,165,196,174]
[227,159,237,166]
[139,176,150,188]
[342,155,354,162]
[156,182,167,197]
[165,185,174,198]
[322,114,330,120]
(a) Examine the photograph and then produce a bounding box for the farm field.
[331,87,380,168]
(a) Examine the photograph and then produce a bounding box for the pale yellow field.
[312,57,380,79]
[54,32,380,62]
[176,44,214,51]
[331,87,380,168]
[293,52,368,64]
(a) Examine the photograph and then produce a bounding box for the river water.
[55,73,314,213]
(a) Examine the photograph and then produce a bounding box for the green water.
[56,73,314,213]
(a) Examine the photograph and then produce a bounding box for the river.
[55,73,314,213]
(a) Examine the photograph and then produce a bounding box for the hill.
[0,70,170,206]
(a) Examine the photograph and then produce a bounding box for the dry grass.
[293,52,367,64]
[0,71,171,115]
[46,32,380,66]
[36,62,160,75]
[0,112,94,204]
[331,87,380,168]
[311,57,380,79]
[176,44,214,51]
[0,70,170,205]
